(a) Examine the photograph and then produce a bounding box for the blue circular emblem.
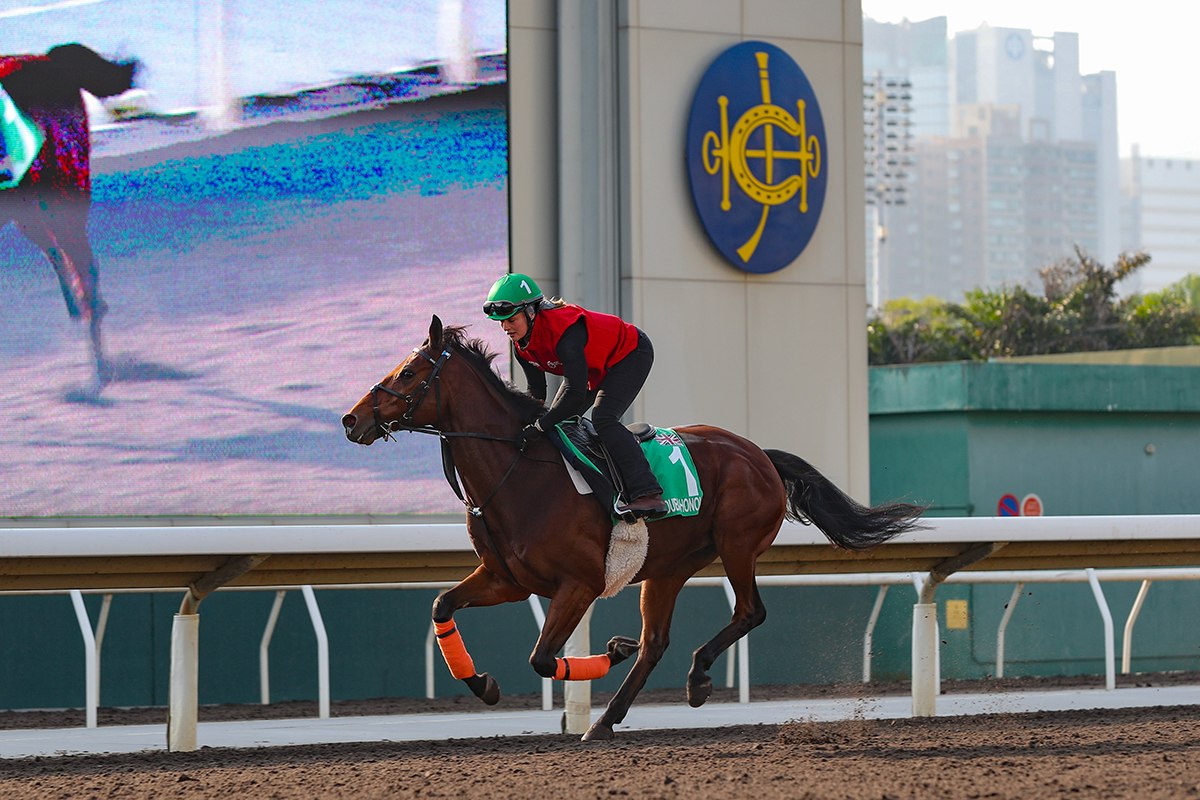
[686,41,827,274]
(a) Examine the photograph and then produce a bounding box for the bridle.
[365,345,539,588]
[370,346,528,515]
[370,347,452,439]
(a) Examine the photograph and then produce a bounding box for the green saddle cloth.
[640,428,703,516]
[552,423,703,520]
[0,86,44,190]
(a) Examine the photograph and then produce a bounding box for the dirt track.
[3,705,1200,799]
[4,675,1200,799]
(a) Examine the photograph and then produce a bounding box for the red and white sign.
[1021,494,1043,517]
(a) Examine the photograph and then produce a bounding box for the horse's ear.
[429,315,443,349]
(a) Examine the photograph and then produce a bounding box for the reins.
[368,346,529,588]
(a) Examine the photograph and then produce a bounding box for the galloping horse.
[343,316,924,741]
[1,44,137,387]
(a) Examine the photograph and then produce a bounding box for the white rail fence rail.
[9,566,1198,730]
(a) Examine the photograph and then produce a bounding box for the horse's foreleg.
[582,573,688,742]
[527,581,620,681]
[16,207,110,387]
[432,565,528,705]
[52,209,110,386]
[18,207,105,323]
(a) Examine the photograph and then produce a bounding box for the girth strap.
[440,437,525,590]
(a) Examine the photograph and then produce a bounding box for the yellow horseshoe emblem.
[701,52,821,262]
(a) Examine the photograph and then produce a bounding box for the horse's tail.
[765,449,926,551]
[47,43,137,99]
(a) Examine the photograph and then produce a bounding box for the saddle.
[550,417,657,513]
[549,416,705,524]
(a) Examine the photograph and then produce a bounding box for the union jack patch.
[654,430,683,447]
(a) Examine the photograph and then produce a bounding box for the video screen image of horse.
[0,26,510,519]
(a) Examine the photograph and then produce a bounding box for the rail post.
[301,586,330,718]
[911,601,938,716]
[996,582,1025,678]
[912,542,1007,716]
[562,604,593,734]
[168,613,199,751]
[1122,580,1153,674]
[69,591,99,729]
[169,553,269,751]
[863,585,889,682]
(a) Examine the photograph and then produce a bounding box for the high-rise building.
[864,16,950,138]
[951,27,1083,143]
[887,108,1100,303]
[1121,149,1200,293]
[1082,71,1120,264]
[865,19,1120,304]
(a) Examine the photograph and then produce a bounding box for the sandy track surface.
[4,674,1200,798]
[2,703,1199,799]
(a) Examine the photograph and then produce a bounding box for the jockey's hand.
[521,423,542,442]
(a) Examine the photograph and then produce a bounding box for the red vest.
[516,305,639,391]
[0,55,47,81]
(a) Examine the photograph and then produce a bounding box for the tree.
[867,297,970,365]
[868,249,1200,365]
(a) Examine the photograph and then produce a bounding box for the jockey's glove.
[521,423,542,442]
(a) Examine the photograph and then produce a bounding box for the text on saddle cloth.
[548,417,704,520]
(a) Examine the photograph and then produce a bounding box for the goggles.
[483,300,523,320]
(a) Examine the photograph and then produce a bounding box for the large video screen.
[0,0,510,517]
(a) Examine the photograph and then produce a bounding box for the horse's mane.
[436,325,546,423]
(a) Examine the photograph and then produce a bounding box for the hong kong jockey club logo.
[686,41,827,274]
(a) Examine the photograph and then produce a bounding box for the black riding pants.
[573,329,661,501]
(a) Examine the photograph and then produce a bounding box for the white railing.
[6,514,1200,742]
[16,565,1200,728]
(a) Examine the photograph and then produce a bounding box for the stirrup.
[616,495,669,523]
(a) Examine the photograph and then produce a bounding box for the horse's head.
[46,43,139,99]
[342,315,451,445]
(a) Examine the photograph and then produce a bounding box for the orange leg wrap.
[434,619,476,680]
[553,655,611,681]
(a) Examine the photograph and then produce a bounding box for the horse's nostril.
[342,414,357,429]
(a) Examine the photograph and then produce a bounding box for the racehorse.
[342,316,925,741]
[0,44,138,388]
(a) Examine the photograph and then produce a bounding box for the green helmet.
[483,273,543,320]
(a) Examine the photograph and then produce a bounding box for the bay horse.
[342,316,924,741]
[1,44,138,387]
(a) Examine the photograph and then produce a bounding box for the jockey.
[484,273,670,521]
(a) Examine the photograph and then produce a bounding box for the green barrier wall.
[0,583,880,711]
[869,360,1200,680]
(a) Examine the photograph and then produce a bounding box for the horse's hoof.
[95,359,113,388]
[687,675,713,708]
[581,721,614,741]
[465,672,501,705]
[606,635,640,667]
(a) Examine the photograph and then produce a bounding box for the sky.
[861,0,1200,159]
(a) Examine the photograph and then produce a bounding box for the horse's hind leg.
[687,563,767,708]
[432,565,529,704]
[583,572,689,742]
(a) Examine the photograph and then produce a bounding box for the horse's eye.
[400,370,415,380]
